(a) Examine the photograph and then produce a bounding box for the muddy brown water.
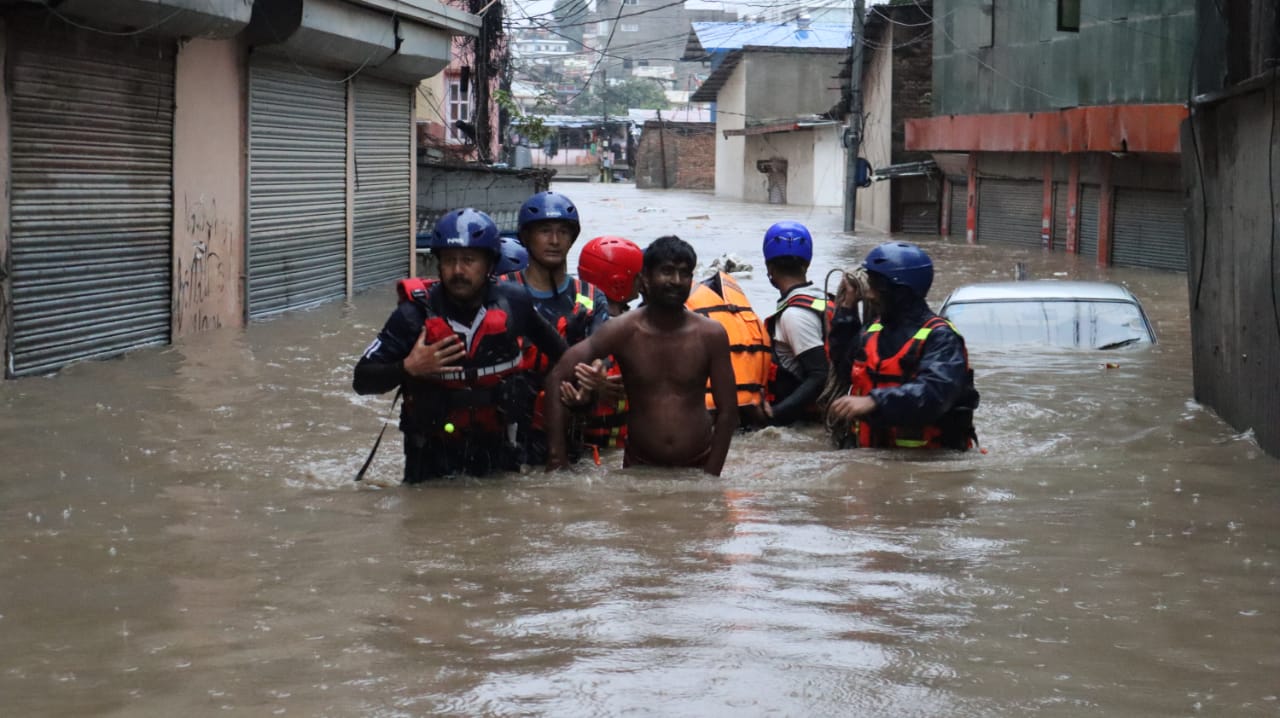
[2,182,1277,716]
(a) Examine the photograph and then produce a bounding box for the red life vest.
[581,360,627,449]
[849,316,974,449]
[400,281,525,439]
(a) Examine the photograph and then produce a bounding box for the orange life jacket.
[686,272,772,410]
[849,316,975,449]
[398,280,525,439]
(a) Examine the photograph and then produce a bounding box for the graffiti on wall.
[174,193,236,334]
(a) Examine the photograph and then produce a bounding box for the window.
[622,0,638,5]
[447,76,471,144]
[1057,0,1080,32]
[621,23,640,32]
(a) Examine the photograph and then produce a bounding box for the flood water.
[2,182,1277,716]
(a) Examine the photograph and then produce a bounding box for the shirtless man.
[544,236,738,476]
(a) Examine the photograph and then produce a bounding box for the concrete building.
[907,0,1193,271]
[855,1,937,234]
[1181,0,1280,457]
[686,21,850,206]
[0,0,478,378]
[589,0,736,93]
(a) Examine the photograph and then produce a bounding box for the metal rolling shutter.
[948,179,967,238]
[900,202,940,235]
[353,77,412,291]
[9,29,174,377]
[977,179,1042,246]
[1053,183,1068,249]
[1078,185,1100,260]
[1112,189,1186,271]
[248,56,347,318]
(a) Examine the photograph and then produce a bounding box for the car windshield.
[943,299,1153,349]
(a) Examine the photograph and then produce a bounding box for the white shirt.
[771,284,826,376]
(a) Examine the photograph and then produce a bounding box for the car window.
[943,300,1153,349]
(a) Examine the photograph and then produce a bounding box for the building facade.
[856,2,937,234]
[0,0,476,378]
[907,0,1193,271]
[687,22,850,207]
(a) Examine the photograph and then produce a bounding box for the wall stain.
[174,193,235,335]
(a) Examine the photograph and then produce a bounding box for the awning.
[722,119,839,139]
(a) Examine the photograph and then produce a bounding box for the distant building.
[907,0,1193,271]
[685,21,850,206]
[588,0,736,94]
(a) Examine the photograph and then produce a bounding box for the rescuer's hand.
[827,395,877,421]
[573,359,609,393]
[559,380,592,407]
[403,330,465,377]
[595,373,626,404]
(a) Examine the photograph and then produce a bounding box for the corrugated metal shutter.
[900,202,940,235]
[977,179,1042,246]
[248,56,347,318]
[353,77,412,291]
[1078,185,1100,260]
[1053,183,1069,249]
[948,179,967,238]
[1112,189,1186,271]
[9,28,174,377]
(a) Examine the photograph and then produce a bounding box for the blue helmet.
[762,221,814,263]
[495,235,529,275]
[862,241,934,297]
[517,191,581,240]
[431,208,501,260]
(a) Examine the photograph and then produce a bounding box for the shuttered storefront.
[900,202,940,235]
[352,77,413,291]
[247,56,347,318]
[948,179,967,238]
[977,179,1042,246]
[1053,183,1069,250]
[1078,185,1101,260]
[1112,189,1186,271]
[8,28,174,377]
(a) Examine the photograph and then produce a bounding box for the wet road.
[2,182,1277,716]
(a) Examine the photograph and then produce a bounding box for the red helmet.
[578,235,644,303]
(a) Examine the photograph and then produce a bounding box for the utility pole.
[843,0,865,232]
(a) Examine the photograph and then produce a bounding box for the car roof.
[943,280,1140,304]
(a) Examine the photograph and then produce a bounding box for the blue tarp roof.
[687,21,852,55]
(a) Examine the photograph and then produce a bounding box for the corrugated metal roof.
[685,21,852,58]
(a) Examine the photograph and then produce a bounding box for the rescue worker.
[352,208,567,482]
[499,191,611,462]
[686,271,772,426]
[827,241,979,450]
[496,234,530,275]
[762,221,832,425]
[575,235,645,454]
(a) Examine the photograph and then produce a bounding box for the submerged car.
[938,280,1156,349]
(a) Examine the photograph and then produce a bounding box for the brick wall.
[889,5,933,163]
[634,121,716,190]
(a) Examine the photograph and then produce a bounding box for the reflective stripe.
[437,355,522,379]
[810,299,828,312]
[912,326,934,341]
[894,439,929,448]
[867,322,884,333]
[575,293,594,311]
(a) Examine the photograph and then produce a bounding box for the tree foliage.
[568,78,670,117]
